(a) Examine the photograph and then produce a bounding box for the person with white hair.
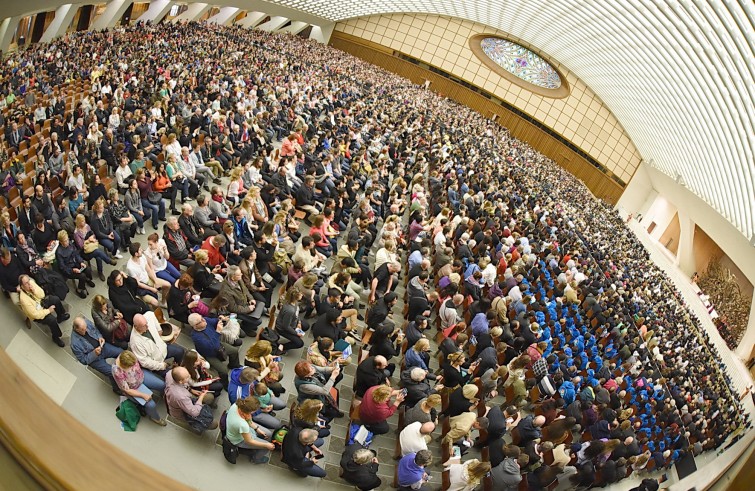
[340,444,382,490]
[128,312,185,378]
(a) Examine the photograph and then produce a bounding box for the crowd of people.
[0,19,749,491]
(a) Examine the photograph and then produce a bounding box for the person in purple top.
[397,450,433,490]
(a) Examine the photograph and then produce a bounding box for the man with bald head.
[518,414,546,444]
[399,421,436,455]
[129,312,185,378]
[165,366,218,434]
[355,355,391,398]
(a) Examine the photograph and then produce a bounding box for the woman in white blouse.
[108,107,121,132]
[144,233,181,284]
[444,459,491,491]
[375,238,398,271]
[87,122,103,146]
[479,256,498,288]
[163,133,182,162]
[33,104,48,125]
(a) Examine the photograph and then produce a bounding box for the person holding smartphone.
[359,385,406,435]
[225,396,276,464]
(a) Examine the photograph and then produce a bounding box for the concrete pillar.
[256,16,289,32]
[39,4,79,44]
[309,23,335,44]
[236,12,267,29]
[0,17,21,53]
[136,0,173,23]
[90,0,133,31]
[171,3,210,23]
[675,210,696,275]
[207,7,239,26]
[278,21,308,35]
[736,293,755,360]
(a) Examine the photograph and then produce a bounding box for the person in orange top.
[200,234,226,269]
[152,162,179,215]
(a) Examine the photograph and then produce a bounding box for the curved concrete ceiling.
[3,0,754,238]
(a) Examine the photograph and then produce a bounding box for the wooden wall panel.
[330,32,625,204]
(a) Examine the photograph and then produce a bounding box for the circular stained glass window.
[480,38,561,89]
[470,35,569,98]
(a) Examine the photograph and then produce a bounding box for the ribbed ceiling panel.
[271,0,754,237]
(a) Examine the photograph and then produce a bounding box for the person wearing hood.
[407,266,429,296]
[228,366,259,405]
[588,419,612,440]
[340,443,382,491]
[165,366,218,434]
[369,319,403,370]
[491,446,526,490]
[559,378,577,405]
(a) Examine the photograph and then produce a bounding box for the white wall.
[643,195,678,241]
[620,162,755,357]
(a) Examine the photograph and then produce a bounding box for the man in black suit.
[7,122,26,150]
[100,129,116,169]
[16,196,39,236]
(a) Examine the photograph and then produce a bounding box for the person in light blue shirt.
[408,248,424,271]
[225,398,276,464]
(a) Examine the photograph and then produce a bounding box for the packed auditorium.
[0,1,753,491]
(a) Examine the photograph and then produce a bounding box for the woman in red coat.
[358,384,406,435]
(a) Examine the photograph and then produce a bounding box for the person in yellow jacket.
[18,274,69,347]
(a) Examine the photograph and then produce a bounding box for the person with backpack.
[224,396,276,464]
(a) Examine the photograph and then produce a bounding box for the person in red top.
[280,133,300,157]
[358,384,406,435]
[309,214,336,256]
[200,234,226,268]
[526,342,546,368]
